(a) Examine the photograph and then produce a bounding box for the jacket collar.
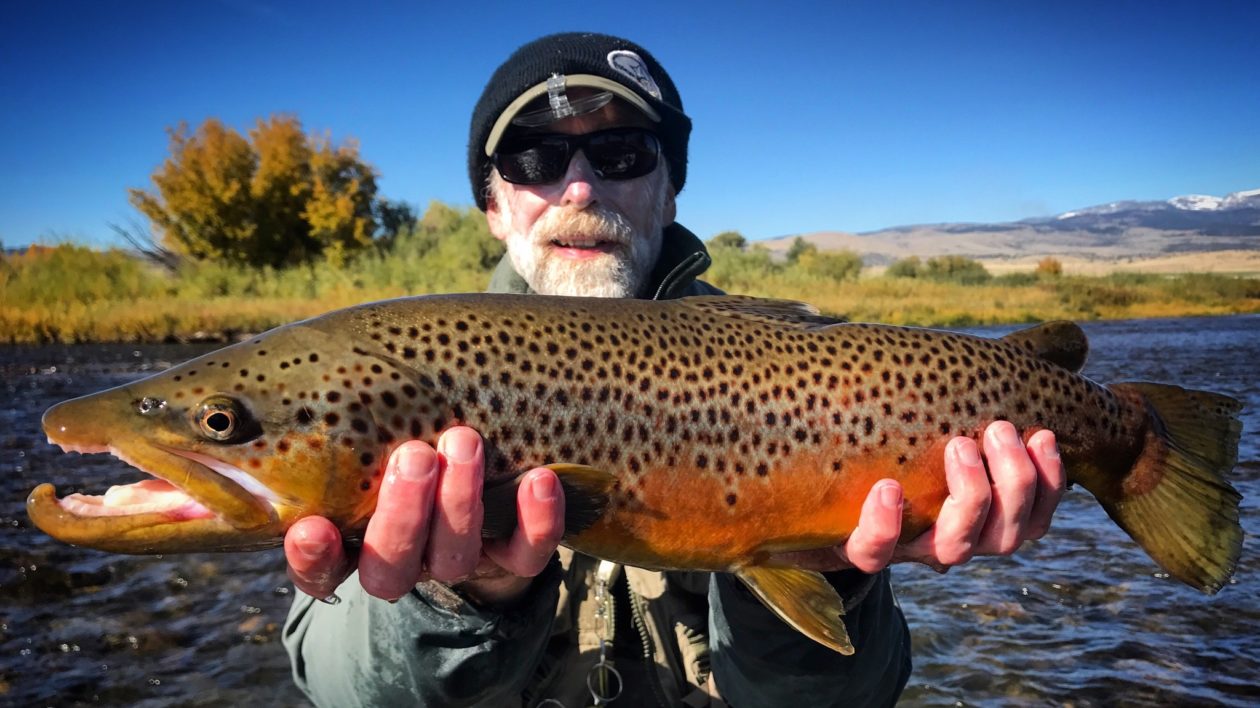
[487,222,712,300]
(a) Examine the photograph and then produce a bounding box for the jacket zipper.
[626,575,671,708]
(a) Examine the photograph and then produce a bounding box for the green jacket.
[283,223,911,707]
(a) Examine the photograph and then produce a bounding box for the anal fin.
[736,566,854,655]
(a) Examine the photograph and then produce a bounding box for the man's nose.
[559,150,598,208]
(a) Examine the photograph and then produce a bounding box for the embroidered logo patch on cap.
[607,50,662,100]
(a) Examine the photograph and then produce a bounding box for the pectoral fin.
[482,463,616,540]
[736,566,854,655]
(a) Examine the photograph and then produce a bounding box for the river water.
[1,315,1256,706]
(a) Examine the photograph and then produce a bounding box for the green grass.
[4,229,1259,343]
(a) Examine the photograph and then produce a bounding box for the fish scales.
[313,295,1139,568]
[30,294,1243,654]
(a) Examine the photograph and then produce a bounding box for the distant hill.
[758,188,1260,265]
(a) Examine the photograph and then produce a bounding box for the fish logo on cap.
[607,50,662,100]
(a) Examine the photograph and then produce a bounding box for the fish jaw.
[32,396,284,554]
[27,481,283,554]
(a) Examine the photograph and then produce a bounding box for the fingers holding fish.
[896,437,991,569]
[1023,429,1065,541]
[840,480,904,574]
[285,515,354,599]
[975,421,1039,556]
[427,428,487,583]
[482,467,565,578]
[358,441,440,600]
[769,480,906,572]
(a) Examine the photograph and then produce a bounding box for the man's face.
[486,95,676,298]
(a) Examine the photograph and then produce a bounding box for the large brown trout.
[30,295,1242,654]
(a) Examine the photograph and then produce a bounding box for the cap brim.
[483,74,662,157]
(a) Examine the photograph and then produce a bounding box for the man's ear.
[484,184,510,242]
[663,184,677,225]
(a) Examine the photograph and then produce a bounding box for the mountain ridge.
[758,187,1260,264]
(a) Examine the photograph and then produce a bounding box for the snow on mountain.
[1168,194,1224,210]
[1223,188,1260,207]
[1056,188,1259,220]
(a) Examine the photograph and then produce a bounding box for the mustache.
[531,205,633,246]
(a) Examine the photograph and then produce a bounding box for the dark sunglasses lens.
[493,129,661,184]
[494,141,569,184]
[587,132,659,180]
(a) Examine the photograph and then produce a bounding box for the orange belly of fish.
[565,440,953,570]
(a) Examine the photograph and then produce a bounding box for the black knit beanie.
[468,32,691,210]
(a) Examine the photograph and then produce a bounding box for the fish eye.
[201,409,236,438]
[196,398,257,442]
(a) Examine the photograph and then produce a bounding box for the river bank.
[4,272,1259,344]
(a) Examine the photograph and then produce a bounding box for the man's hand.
[775,421,1065,574]
[284,427,566,606]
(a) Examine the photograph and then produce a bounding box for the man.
[282,32,1064,707]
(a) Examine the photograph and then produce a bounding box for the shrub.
[785,236,817,264]
[1036,257,1063,277]
[0,243,166,305]
[885,256,922,278]
[923,255,991,284]
[707,230,748,250]
[795,249,863,282]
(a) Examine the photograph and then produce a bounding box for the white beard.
[493,179,667,298]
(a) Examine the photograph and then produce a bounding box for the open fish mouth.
[58,476,217,521]
[28,438,282,554]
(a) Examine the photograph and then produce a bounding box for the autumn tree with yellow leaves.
[129,115,406,268]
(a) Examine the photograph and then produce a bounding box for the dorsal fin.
[1001,321,1089,372]
[679,295,847,330]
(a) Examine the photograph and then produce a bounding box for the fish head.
[30,324,399,554]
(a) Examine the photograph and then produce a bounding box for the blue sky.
[2,0,1257,249]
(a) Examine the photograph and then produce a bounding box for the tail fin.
[1096,383,1243,594]
[481,463,615,540]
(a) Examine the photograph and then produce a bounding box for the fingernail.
[319,593,341,605]
[442,430,480,464]
[531,471,558,502]
[879,483,902,510]
[1038,435,1061,461]
[396,445,436,482]
[295,536,324,561]
[955,438,982,467]
[989,423,1020,448]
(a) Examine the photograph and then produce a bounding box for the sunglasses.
[492,127,662,185]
